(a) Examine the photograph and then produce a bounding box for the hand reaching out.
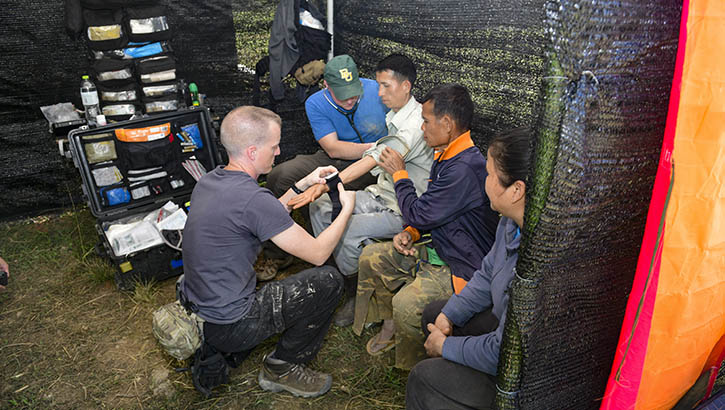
[288,183,329,209]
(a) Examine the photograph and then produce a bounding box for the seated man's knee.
[359,242,389,269]
[266,159,298,196]
[392,286,420,325]
[406,359,436,407]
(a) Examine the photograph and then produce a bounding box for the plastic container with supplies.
[68,107,221,290]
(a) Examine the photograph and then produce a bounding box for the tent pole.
[327,0,333,60]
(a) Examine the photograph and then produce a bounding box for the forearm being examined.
[339,155,376,184]
[320,138,373,160]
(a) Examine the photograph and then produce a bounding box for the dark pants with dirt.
[405,299,499,409]
[353,242,452,369]
[266,150,377,197]
[203,266,343,364]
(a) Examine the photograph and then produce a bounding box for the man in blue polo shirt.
[266,54,388,197]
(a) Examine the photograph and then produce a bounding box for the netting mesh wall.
[0,0,88,219]
[335,1,548,147]
[496,1,682,408]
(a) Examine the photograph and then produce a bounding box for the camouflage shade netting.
[496,1,682,408]
[334,0,548,147]
[0,0,88,219]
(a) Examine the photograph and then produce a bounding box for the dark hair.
[421,84,473,131]
[487,127,534,187]
[375,53,417,87]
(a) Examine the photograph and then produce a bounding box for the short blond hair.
[220,106,281,158]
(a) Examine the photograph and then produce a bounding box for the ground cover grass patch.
[0,208,407,408]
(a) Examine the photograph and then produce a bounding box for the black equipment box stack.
[68,107,220,290]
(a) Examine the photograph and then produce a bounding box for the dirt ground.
[0,209,407,409]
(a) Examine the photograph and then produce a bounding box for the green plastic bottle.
[189,83,200,106]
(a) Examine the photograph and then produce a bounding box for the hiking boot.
[257,352,332,398]
[333,297,355,327]
[254,254,295,282]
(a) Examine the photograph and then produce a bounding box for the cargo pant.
[353,241,453,370]
[203,266,343,364]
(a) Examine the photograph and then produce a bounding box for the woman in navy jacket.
[405,127,534,410]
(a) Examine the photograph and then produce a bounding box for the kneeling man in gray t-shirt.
[180,106,355,398]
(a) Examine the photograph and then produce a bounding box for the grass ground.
[0,208,407,409]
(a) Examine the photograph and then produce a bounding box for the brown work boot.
[254,254,294,282]
[257,351,332,398]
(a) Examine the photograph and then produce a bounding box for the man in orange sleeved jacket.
[352,83,500,370]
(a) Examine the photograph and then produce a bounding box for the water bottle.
[80,75,100,126]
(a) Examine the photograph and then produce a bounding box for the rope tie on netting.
[515,267,535,283]
[496,383,519,397]
[581,70,599,85]
[543,70,599,85]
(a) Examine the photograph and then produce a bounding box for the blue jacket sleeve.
[395,162,482,231]
[441,308,507,375]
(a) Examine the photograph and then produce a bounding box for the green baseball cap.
[324,54,363,101]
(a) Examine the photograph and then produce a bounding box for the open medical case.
[68,107,220,290]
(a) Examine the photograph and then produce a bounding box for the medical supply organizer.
[68,107,220,290]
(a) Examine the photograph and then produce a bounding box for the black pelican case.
[68,107,220,290]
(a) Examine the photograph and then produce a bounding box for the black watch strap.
[290,183,303,195]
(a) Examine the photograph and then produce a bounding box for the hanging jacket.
[268,0,328,101]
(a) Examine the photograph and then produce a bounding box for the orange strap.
[115,123,171,142]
